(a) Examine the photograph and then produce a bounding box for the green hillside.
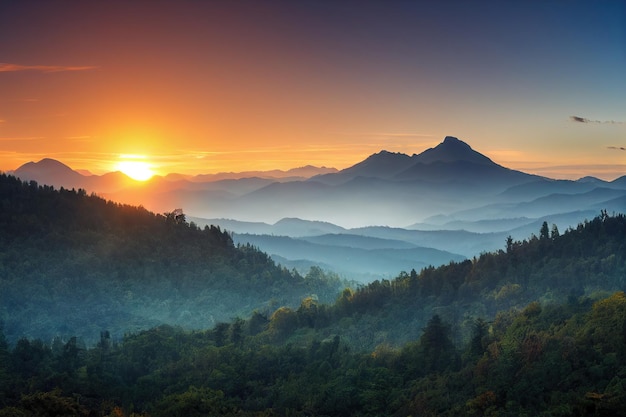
[1,291,625,416]
[0,174,344,343]
[256,211,626,351]
[2,172,626,416]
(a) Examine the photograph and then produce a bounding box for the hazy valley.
[12,136,626,281]
[3,137,626,416]
[2,168,626,416]
[3,1,624,414]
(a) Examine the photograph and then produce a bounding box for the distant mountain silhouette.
[209,136,544,226]
[312,150,417,185]
[13,158,142,193]
[192,165,337,182]
[413,136,495,165]
[272,217,346,236]
[14,158,85,188]
[393,137,537,190]
[313,136,538,191]
[576,176,608,185]
[12,158,337,198]
[10,137,626,231]
[232,232,465,281]
[611,175,626,187]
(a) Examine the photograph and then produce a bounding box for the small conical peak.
[37,158,73,169]
[372,150,405,157]
[442,136,470,148]
[415,136,495,165]
[16,158,75,173]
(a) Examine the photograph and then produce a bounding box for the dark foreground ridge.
[0,173,344,344]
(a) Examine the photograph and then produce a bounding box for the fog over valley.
[12,136,626,281]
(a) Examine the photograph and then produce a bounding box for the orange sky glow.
[1,2,625,180]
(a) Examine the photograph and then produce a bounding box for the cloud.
[570,115,623,124]
[0,136,44,141]
[607,146,626,151]
[366,133,434,138]
[66,136,93,142]
[0,62,98,73]
[339,132,435,140]
[521,163,626,181]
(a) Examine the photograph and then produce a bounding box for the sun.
[115,158,155,181]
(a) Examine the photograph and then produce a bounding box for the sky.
[0,0,625,179]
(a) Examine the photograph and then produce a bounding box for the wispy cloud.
[608,146,626,151]
[338,132,435,140]
[0,62,98,73]
[0,136,44,141]
[65,136,94,142]
[570,115,623,124]
[521,163,626,181]
[364,133,434,138]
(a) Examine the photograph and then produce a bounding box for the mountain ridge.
[9,136,626,228]
[413,135,497,165]
[0,173,345,343]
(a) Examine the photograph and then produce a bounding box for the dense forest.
[1,291,625,416]
[299,209,626,350]
[2,172,626,415]
[0,174,345,344]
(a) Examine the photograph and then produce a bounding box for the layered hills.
[0,174,344,344]
[10,136,626,281]
[4,147,626,415]
[2,192,626,416]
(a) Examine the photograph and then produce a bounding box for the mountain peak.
[13,158,86,189]
[15,158,78,177]
[442,136,470,148]
[415,136,495,166]
[346,150,414,176]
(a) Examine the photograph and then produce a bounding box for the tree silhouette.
[419,314,456,373]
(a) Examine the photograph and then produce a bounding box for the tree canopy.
[0,174,345,343]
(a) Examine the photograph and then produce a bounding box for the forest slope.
[1,282,625,416]
[0,174,344,344]
[1,200,626,415]
[268,211,626,350]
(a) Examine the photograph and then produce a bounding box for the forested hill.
[268,211,626,350]
[0,174,344,343]
[1,213,626,416]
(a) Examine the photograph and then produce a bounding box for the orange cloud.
[0,137,44,141]
[0,62,98,73]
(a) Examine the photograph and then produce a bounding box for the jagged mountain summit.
[12,136,532,197]
[312,136,537,188]
[311,150,418,185]
[394,137,537,188]
[10,136,625,229]
[414,136,496,165]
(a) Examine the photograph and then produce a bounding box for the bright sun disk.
[115,160,155,181]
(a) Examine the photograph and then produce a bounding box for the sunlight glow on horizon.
[0,3,624,181]
[114,156,155,181]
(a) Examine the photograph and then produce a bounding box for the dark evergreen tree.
[540,221,550,240]
[467,318,489,360]
[419,314,457,373]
